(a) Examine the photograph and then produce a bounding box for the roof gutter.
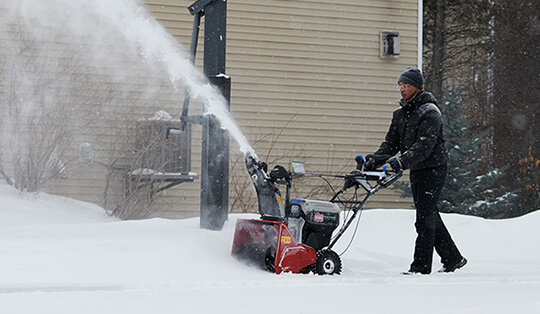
[418,0,423,69]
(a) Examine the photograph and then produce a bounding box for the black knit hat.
[397,68,424,89]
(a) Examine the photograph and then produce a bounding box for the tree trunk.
[428,0,445,100]
[491,0,540,171]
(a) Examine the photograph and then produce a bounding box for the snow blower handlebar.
[326,155,403,250]
[331,155,403,203]
[327,169,403,250]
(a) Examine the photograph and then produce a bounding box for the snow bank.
[0,183,539,313]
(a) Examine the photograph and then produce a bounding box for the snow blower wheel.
[265,247,276,273]
[315,249,342,275]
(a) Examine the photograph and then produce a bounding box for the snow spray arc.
[4,0,253,155]
[105,0,254,155]
[118,0,253,155]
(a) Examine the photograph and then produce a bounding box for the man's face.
[398,82,419,100]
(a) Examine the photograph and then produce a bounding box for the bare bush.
[229,115,350,213]
[0,27,90,192]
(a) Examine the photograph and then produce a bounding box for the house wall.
[0,0,418,219]
[144,0,420,215]
[0,1,202,219]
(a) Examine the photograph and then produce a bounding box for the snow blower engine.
[231,152,402,275]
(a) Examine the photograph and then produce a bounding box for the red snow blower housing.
[231,153,402,275]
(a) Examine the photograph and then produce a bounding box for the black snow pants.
[409,165,463,274]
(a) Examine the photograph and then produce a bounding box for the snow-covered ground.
[0,181,539,314]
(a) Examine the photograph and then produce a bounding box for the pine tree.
[515,146,540,216]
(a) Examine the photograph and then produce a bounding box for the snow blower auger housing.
[231,153,402,275]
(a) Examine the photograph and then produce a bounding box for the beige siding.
[0,1,202,219]
[150,0,418,212]
[0,0,417,220]
[222,0,418,211]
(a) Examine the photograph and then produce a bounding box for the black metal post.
[188,0,229,230]
[200,76,230,230]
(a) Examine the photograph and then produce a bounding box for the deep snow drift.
[0,181,539,314]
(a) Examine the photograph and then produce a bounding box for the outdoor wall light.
[380,31,401,58]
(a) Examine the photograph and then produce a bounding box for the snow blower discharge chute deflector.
[231,153,402,275]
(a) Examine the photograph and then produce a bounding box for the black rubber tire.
[265,247,276,273]
[315,249,342,275]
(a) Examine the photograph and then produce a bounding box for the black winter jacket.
[374,91,448,171]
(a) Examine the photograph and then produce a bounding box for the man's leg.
[434,213,462,266]
[409,166,446,274]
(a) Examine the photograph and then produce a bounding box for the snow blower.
[231,153,402,275]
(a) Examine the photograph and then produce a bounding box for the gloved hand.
[364,154,392,170]
[387,156,403,171]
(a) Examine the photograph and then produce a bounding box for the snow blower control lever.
[232,153,402,275]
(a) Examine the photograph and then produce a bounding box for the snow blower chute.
[231,153,402,275]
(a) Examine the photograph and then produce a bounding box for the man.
[365,68,467,275]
